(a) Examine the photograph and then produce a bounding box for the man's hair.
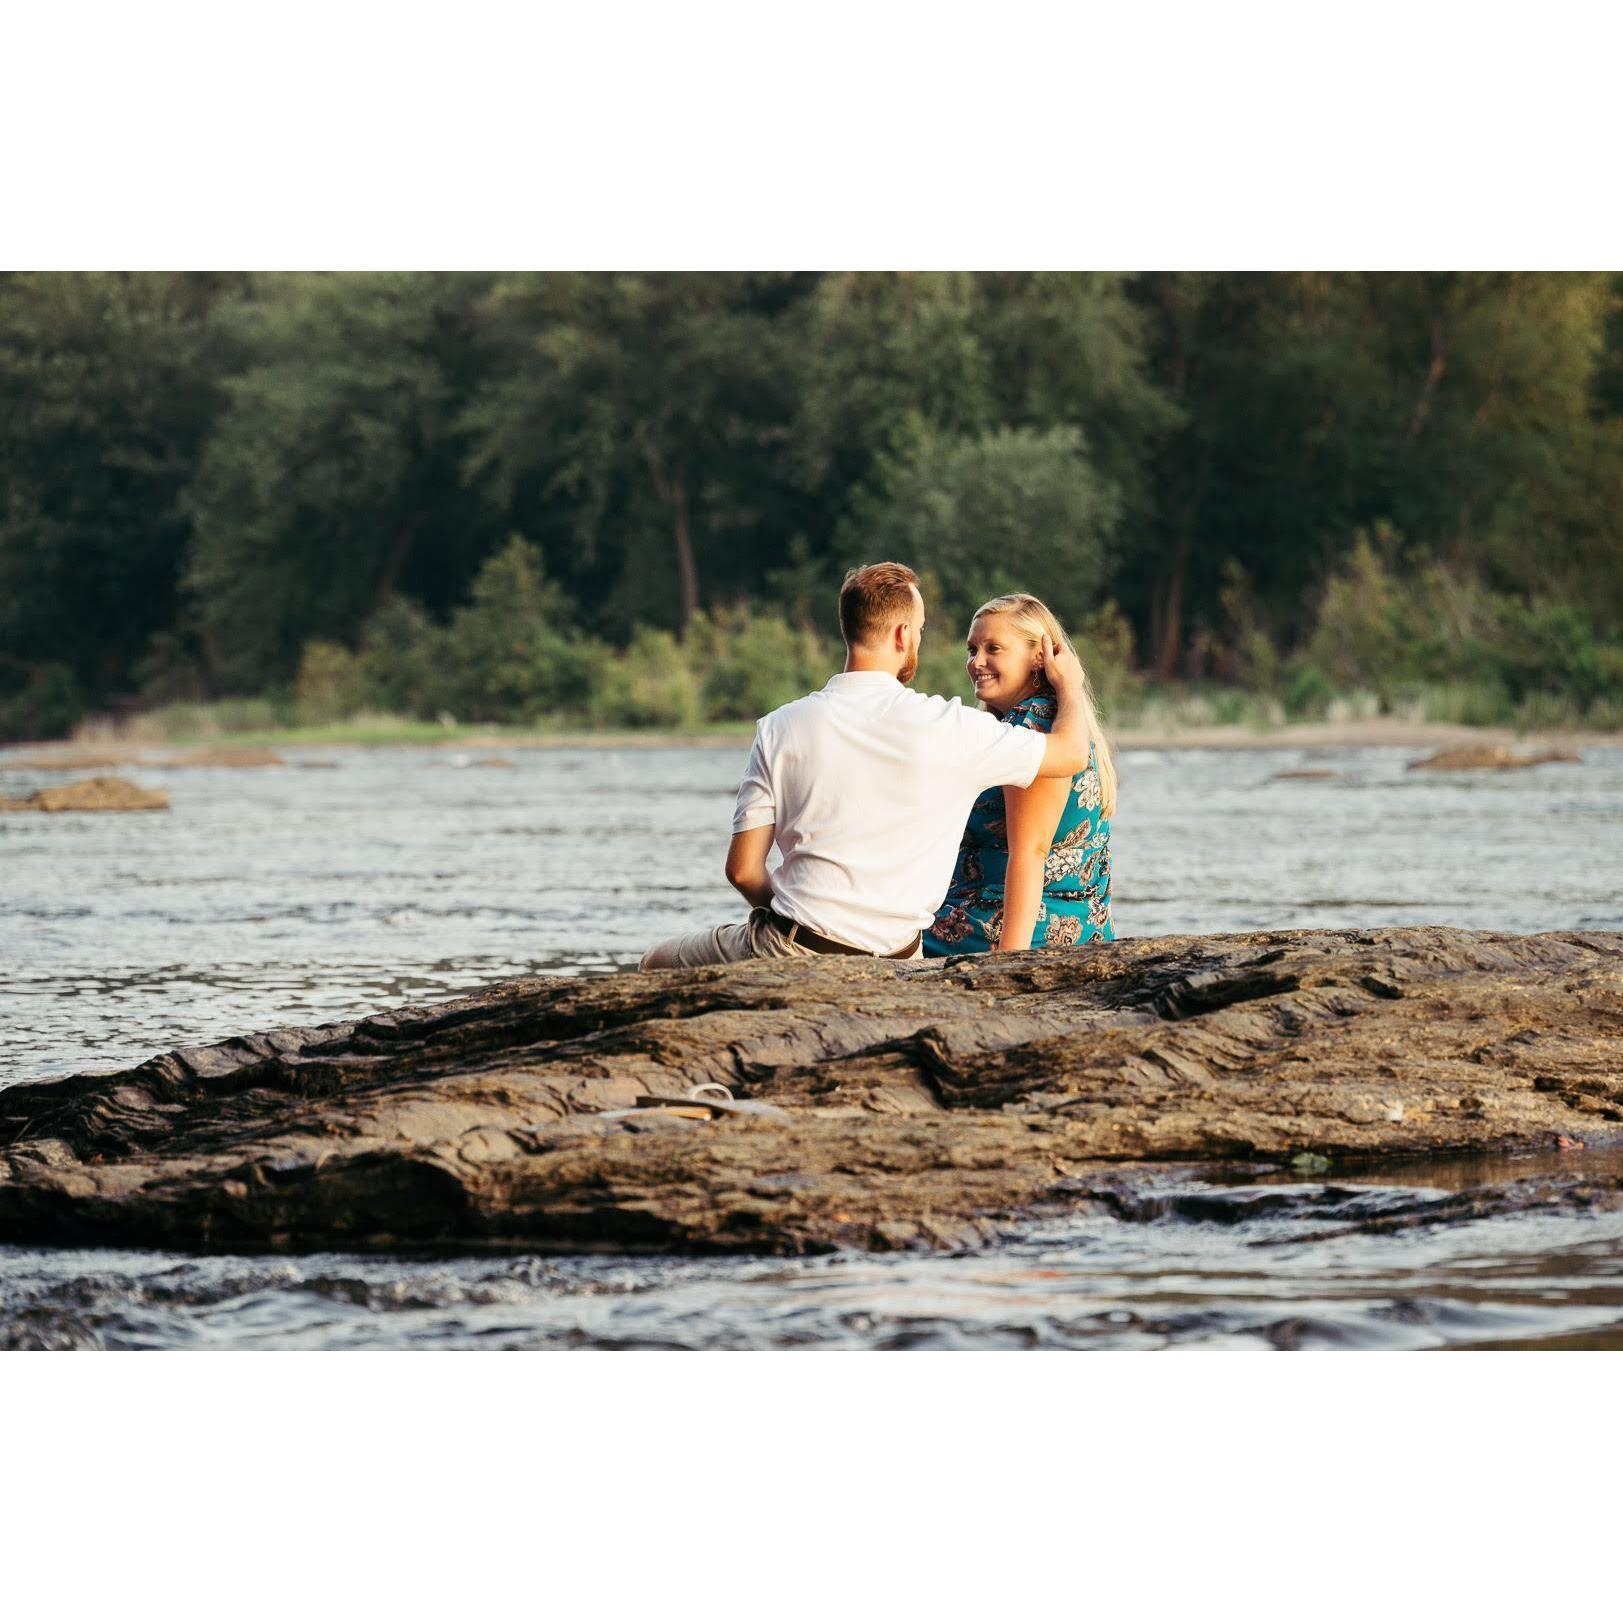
[838,561,920,647]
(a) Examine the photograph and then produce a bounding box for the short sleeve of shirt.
[731,722,776,833]
[952,702,1046,791]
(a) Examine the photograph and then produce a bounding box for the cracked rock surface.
[2,926,1620,1256]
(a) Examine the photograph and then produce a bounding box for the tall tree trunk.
[374,512,421,610]
[670,464,699,629]
[649,454,700,629]
[1151,538,1187,680]
[1149,274,1196,680]
[1406,314,1448,442]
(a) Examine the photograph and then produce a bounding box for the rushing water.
[3,739,1622,1350]
[4,1153,1622,1351]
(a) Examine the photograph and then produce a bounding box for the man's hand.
[1038,633,1082,701]
[724,825,777,911]
[1033,633,1091,780]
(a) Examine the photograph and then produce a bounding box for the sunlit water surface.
[3,742,1622,1349]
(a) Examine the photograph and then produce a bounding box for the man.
[638,561,1095,968]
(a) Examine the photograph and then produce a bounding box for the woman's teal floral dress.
[923,692,1115,955]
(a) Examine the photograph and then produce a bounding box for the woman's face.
[966,613,1039,713]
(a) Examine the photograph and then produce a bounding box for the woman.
[923,593,1117,955]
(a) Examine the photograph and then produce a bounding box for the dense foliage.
[2,271,1621,740]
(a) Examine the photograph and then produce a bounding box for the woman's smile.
[965,612,1039,713]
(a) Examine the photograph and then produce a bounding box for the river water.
[3,740,1622,1349]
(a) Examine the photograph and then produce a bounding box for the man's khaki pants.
[639,908,922,970]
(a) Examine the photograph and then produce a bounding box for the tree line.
[2,270,1621,740]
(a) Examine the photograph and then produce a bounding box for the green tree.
[4,271,1620,738]
[686,605,831,720]
[1127,271,1623,674]
[838,422,1121,638]
[183,272,501,691]
[976,271,1179,519]
[437,536,581,723]
[790,272,996,500]
[0,272,236,732]
[463,273,805,635]
[788,273,1172,642]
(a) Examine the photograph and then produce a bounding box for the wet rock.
[1,926,1620,1257]
[1408,746,1581,772]
[1247,1168,1623,1246]
[0,775,170,813]
[1271,769,1341,781]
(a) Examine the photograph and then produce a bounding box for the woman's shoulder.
[1005,693,1058,733]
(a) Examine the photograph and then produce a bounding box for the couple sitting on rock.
[640,561,1117,969]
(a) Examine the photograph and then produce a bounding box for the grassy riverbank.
[8,706,1616,766]
[71,660,1623,749]
[98,712,758,751]
[11,532,1622,750]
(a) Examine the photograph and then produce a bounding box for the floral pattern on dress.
[1044,825,1093,886]
[923,692,1115,957]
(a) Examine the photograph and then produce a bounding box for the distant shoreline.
[1109,719,1623,751]
[2,716,1620,770]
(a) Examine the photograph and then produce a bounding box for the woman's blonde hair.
[971,592,1118,818]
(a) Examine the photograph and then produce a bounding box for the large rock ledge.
[3,927,1621,1256]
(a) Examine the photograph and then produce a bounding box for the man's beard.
[898,647,918,685]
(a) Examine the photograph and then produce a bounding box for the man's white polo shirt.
[730,671,1047,954]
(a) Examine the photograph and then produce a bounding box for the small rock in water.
[1291,1152,1333,1174]
[165,746,286,768]
[1408,746,1580,772]
[0,775,170,813]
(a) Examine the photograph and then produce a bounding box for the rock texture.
[0,775,170,813]
[2,927,1620,1257]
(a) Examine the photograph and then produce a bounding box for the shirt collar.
[824,670,902,689]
